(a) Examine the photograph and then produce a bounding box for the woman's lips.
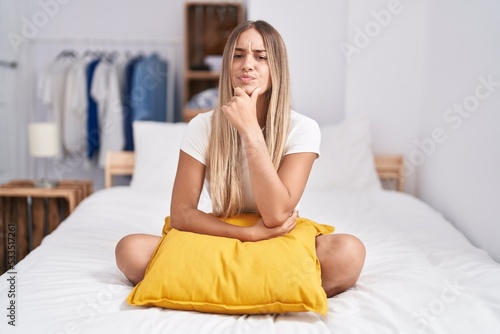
[239,75,255,83]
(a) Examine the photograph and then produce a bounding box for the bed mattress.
[1,187,500,333]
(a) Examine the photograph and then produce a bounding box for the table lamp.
[28,122,60,188]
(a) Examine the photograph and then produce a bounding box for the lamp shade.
[28,122,60,157]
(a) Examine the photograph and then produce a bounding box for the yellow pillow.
[127,213,334,315]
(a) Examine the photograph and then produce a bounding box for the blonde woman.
[116,20,365,298]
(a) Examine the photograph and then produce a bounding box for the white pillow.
[130,121,188,195]
[307,116,382,191]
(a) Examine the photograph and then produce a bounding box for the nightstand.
[0,179,92,273]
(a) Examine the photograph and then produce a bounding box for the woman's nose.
[242,55,254,71]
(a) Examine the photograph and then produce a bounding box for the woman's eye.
[234,54,243,59]
[256,56,267,60]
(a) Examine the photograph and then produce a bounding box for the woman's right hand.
[246,211,297,242]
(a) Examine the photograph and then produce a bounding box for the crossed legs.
[115,232,366,296]
[315,233,366,297]
[115,234,160,285]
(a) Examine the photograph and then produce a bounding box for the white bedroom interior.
[0,0,499,268]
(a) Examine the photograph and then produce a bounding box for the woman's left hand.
[246,210,297,242]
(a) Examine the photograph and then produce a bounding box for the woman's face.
[231,28,271,97]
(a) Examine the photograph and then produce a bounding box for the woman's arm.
[243,133,316,227]
[169,150,296,241]
[222,87,316,227]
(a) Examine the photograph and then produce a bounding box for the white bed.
[1,117,500,333]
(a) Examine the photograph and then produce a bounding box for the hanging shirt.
[86,58,101,160]
[131,53,167,122]
[91,57,126,168]
[63,55,93,156]
[123,55,143,151]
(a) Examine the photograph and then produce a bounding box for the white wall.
[416,0,500,262]
[342,0,429,194]
[0,0,32,183]
[25,0,183,40]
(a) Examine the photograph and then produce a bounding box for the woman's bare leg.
[116,232,366,293]
[316,234,366,297]
[115,234,161,285]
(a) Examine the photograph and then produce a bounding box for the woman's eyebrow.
[234,47,267,53]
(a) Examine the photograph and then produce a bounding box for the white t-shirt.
[181,110,321,212]
[91,59,126,168]
[63,56,93,155]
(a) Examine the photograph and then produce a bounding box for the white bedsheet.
[1,187,500,333]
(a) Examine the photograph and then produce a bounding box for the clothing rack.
[30,37,180,46]
[28,37,181,122]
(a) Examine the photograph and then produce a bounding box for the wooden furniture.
[105,151,405,191]
[183,1,245,122]
[105,151,135,188]
[0,179,92,273]
[374,155,405,191]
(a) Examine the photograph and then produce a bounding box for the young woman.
[116,20,366,298]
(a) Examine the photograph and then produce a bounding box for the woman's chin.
[240,85,256,96]
[233,84,262,96]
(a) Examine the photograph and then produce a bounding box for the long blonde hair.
[207,20,291,217]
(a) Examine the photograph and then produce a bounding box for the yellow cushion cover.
[127,213,334,315]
